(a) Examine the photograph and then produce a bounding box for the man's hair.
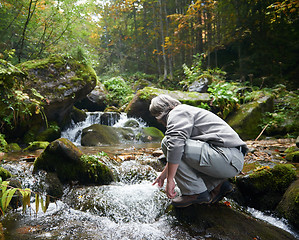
[149,94,181,120]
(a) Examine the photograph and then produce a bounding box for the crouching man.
[150,94,248,207]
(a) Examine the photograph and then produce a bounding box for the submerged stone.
[33,138,114,184]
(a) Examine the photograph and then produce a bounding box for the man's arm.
[166,162,179,198]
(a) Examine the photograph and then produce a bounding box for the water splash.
[61,112,147,145]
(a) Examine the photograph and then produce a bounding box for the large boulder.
[18,55,97,126]
[226,94,274,140]
[75,84,108,111]
[33,138,114,184]
[276,179,299,229]
[234,164,296,211]
[174,204,297,240]
[125,87,210,129]
[81,124,163,146]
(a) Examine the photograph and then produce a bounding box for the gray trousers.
[161,137,244,195]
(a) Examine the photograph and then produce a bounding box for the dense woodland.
[0,0,298,88]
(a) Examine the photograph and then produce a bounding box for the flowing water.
[1,113,298,239]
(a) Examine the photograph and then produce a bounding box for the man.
[150,94,248,207]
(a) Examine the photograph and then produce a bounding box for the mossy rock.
[0,59,25,89]
[24,122,61,144]
[0,134,8,153]
[285,151,299,163]
[235,164,296,210]
[125,87,210,130]
[17,54,97,126]
[36,122,61,142]
[6,143,21,152]
[226,94,274,140]
[70,106,87,123]
[24,141,49,151]
[173,204,297,240]
[81,124,120,146]
[123,119,140,128]
[0,167,12,180]
[139,127,164,142]
[276,179,299,229]
[33,138,114,184]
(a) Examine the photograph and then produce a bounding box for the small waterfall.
[61,111,147,145]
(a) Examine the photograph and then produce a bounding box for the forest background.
[0,0,298,142]
[1,0,298,87]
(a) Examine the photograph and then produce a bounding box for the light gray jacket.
[165,104,248,164]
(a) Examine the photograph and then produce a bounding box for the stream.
[1,112,298,239]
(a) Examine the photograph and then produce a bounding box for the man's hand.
[152,173,166,188]
[166,178,177,199]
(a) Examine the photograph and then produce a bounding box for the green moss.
[0,167,12,180]
[140,127,164,142]
[80,155,114,184]
[277,179,299,228]
[285,151,299,163]
[0,134,8,152]
[6,143,21,152]
[33,138,113,184]
[250,164,296,193]
[24,141,49,151]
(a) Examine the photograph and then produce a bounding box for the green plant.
[103,76,133,106]
[0,178,50,215]
[0,135,7,153]
[181,53,226,89]
[208,81,240,119]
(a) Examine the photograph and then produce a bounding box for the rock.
[226,94,274,140]
[75,84,108,111]
[188,77,209,93]
[0,134,7,153]
[18,55,97,127]
[235,164,296,210]
[173,204,297,240]
[24,141,49,151]
[0,167,12,180]
[6,143,22,152]
[81,124,121,146]
[139,127,164,142]
[132,79,153,92]
[24,122,61,144]
[123,119,140,128]
[118,161,157,184]
[70,106,87,124]
[7,178,22,209]
[125,87,210,129]
[33,171,64,200]
[276,179,299,229]
[33,138,114,184]
[285,151,299,163]
[100,112,120,126]
[0,59,25,89]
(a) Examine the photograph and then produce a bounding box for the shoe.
[210,181,234,204]
[171,190,211,208]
